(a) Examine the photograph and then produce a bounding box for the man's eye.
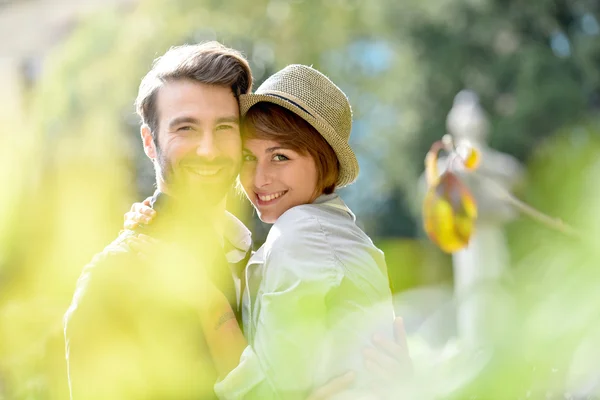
[216,125,234,131]
[273,154,289,162]
[177,126,193,131]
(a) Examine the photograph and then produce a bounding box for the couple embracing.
[65,41,410,400]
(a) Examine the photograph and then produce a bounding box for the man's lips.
[183,165,228,177]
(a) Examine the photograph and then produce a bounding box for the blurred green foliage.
[0,0,599,398]
[24,0,600,236]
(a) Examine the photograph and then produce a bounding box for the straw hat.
[239,64,359,187]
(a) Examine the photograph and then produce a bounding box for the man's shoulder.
[104,229,136,253]
[65,230,139,325]
[85,230,136,265]
[72,231,137,293]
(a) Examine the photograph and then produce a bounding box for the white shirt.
[215,193,395,399]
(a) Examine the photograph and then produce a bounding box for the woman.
[127,65,396,399]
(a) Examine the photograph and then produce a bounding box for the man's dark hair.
[135,42,253,136]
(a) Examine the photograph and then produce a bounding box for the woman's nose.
[254,162,273,188]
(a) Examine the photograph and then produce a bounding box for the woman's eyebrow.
[265,146,286,153]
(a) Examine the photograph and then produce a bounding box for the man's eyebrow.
[168,116,200,129]
[168,116,239,129]
[216,116,240,125]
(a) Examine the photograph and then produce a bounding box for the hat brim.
[240,92,359,188]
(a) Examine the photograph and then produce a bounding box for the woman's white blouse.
[215,193,395,399]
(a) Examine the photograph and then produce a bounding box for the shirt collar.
[223,210,253,259]
[150,191,252,263]
[312,193,356,221]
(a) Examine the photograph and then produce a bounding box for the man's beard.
[156,149,238,207]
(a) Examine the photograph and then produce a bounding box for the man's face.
[142,79,242,205]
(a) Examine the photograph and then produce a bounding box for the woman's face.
[240,138,319,224]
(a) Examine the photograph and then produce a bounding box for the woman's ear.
[141,124,157,159]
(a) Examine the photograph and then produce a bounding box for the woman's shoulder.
[268,203,347,250]
[268,201,385,267]
[259,207,344,290]
[274,203,320,224]
[262,206,339,264]
[267,206,329,253]
[273,200,351,232]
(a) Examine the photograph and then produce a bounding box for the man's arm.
[125,231,246,382]
[198,289,248,380]
[64,245,142,400]
[66,234,223,400]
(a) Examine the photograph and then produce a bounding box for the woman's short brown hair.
[243,103,340,196]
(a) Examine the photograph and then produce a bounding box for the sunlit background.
[0,0,599,398]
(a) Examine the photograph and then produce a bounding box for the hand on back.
[307,317,413,399]
[123,197,155,230]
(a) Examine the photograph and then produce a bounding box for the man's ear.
[141,124,157,160]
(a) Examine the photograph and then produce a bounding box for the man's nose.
[195,131,218,160]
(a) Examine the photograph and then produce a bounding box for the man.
[64,41,254,400]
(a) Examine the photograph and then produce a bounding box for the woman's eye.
[273,154,289,162]
[243,154,256,162]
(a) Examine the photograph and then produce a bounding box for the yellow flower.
[423,139,478,253]
[423,172,477,253]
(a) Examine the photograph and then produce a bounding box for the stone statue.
[419,90,525,348]
[445,90,523,223]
